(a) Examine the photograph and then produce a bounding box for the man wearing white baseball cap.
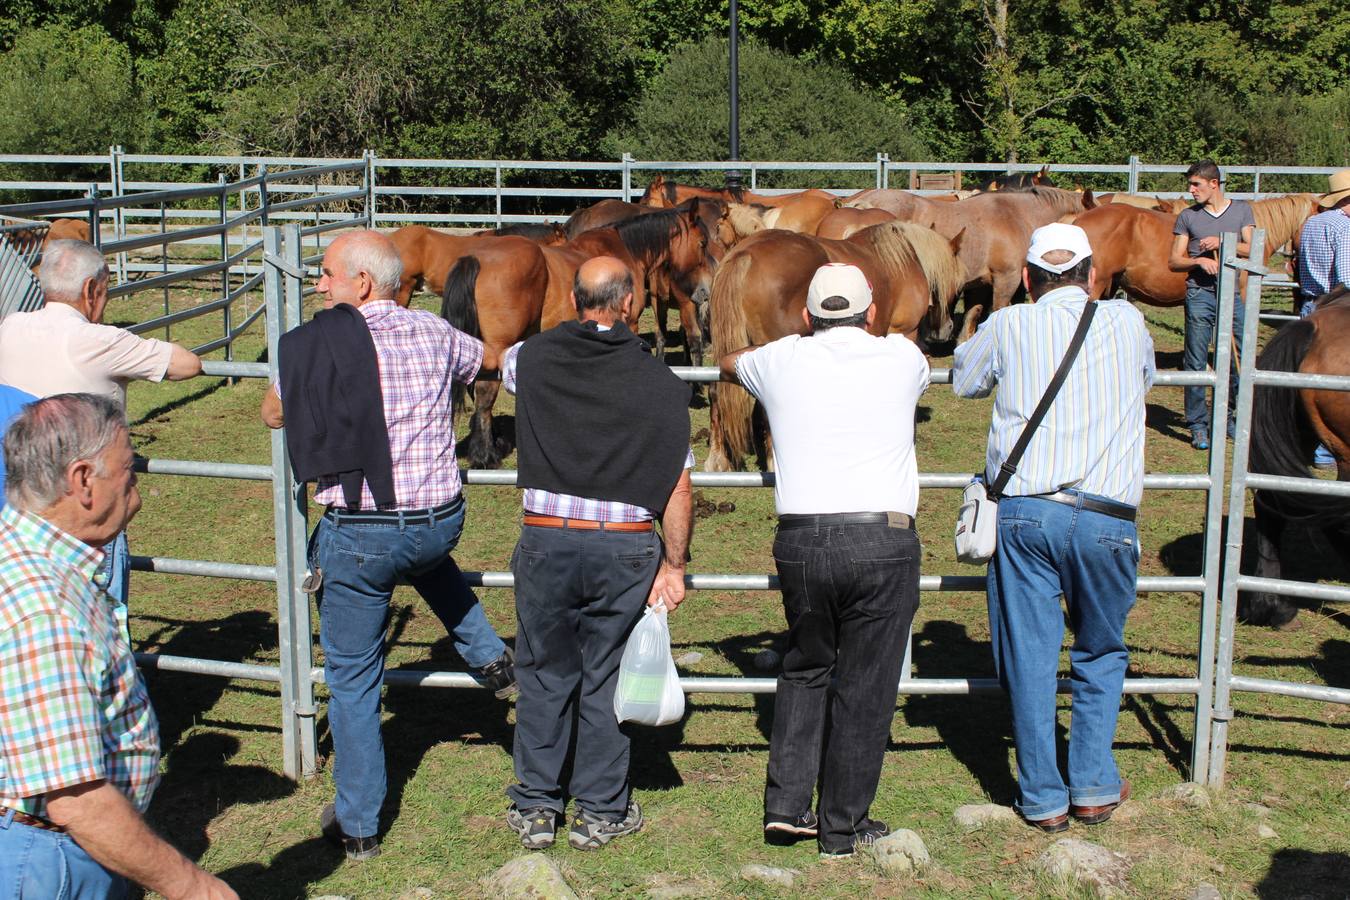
[719,262,928,857]
[953,223,1155,833]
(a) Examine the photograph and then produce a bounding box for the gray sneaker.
[568,800,643,850]
[506,805,557,850]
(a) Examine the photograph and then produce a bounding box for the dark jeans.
[507,524,661,820]
[765,522,920,852]
[1183,284,1244,436]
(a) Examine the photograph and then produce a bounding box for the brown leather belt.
[2,806,64,832]
[523,515,653,533]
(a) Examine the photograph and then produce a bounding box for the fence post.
[1207,229,1266,788]
[259,165,271,227]
[622,153,634,203]
[86,185,102,250]
[364,149,377,227]
[1127,155,1141,194]
[218,175,232,364]
[749,163,757,192]
[110,145,127,285]
[1252,167,1262,200]
[876,153,888,190]
[494,165,503,228]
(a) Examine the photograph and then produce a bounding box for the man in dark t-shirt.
[1168,159,1255,450]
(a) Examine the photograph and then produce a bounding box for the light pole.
[726,0,742,193]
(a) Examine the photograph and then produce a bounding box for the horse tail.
[706,249,756,471]
[441,255,481,412]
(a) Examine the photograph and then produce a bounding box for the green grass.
[109,280,1349,899]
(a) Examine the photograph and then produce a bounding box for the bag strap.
[988,301,1098,498]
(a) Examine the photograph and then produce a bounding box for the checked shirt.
[277,300,484,510]
[0,505,159,817]
[1297,208,1350,299]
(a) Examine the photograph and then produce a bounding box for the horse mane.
[856,221,964,309]
[724,203,768,239]
[1251,194,1318,251]
[1023,185,1086,213]
[664,179,679,205]
[612,206,689,262]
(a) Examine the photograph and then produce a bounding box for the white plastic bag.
[613,603,685,726]
[954,479,998,565]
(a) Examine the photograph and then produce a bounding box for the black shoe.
[764,810,818,845]
[476,648,517,700]
[818,819,890,858]
[506,804,558,850]
[320,803,381,861]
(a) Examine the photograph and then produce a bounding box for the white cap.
[806,263,873,318]
[1025,222,1093,274]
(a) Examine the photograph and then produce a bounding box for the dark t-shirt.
[1173,200,1256,289]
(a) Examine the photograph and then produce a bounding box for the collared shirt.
[734,326,930,516]
[0,303,173,410]
[0,505,159,817]
[501,339,693,522]
[1296,208,1350,298]
[952,285,1155,507]
[279,300,483,510]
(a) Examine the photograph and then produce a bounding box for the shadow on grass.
[1256,848,1350,899]
[1146,399,1192,443]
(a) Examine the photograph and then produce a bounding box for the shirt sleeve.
[1334,226,1350,290]
[501,342,524,395]
[0,612,107,798]
[81,327,172,383]
[448,328,484,385]
[1172,209,1189,237]
[733,344,771,399]
[952,316,998,398]
[1240,202,1257,230]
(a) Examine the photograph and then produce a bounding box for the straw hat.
[1320,168,1350,208]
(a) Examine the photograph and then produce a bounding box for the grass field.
[107,276,1349,899]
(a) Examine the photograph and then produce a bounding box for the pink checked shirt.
[279,300,483,510]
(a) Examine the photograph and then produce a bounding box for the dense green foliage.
[0,0,1346,167]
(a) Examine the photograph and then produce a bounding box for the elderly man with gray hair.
[0,394,236,899]
[0,238,204,608]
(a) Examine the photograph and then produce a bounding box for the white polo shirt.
[0,303,172,410]
[735,326,929,516]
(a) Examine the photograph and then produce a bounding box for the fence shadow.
[1256,848,1350,899]
[1146,400,1190,443]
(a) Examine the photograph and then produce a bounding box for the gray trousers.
[506,524,661,820]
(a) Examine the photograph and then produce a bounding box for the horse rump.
[441,255,482,412]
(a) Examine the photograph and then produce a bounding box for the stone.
[674,651,703,667]
[1155,781,1211,808]
[491,855,578,900]
[753,649,781,672]
[1036,839,1132,896]
[870,829,931,876]
[646,878,708,899]
[1257,823,1279,840]
[1189,884,1222,900]
[396,891,435,900]
[1244,802,1272,817]
[738,864,798,889]
[953,803,1018,829]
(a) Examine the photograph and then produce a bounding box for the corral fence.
[2,155,1344,787]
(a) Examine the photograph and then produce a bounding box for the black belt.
[1033,491,1136,522]
[324,496,463,526]
[777,511,914,531]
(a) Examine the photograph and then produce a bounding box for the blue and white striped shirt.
[952,286,1155,507]
[1296,208,1350,298]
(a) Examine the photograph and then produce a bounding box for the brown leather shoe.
[1070,779,1131,825]
[1023,812,1070,833]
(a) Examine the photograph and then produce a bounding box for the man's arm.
[261,384,283,428]
[45,780,237,900]
[1168,232,1214,276]
[164,344,203,381]
[951,318,997,398]
[648,468,692,613]
[718,346,759,384]
[1236,223,1254,259]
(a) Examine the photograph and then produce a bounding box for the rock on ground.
[674,651,703,666]
[953,803,1018,829]
[1036,839,1132,896]
[490,855,578,900]
[1257,823,1279,840]
[646,877,711,899]
[1155,781,1212,808]
[738,864,798,889]
[1189,884,1222,900]
[396,891,435,900]
[870,829,931,876]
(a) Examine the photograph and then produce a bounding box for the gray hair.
[573,267,633,313]
[337,231,403,297]
[39,240,109,304]
[4,393,126,512]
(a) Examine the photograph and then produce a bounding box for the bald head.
[572,256,634,317]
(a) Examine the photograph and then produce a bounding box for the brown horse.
[472,222,567,241]
[1242,298,1350,626]
[389,225,565,305]
[848,186,1094,331]
[1095,193,1174,212]
[1076,194,1321,306]
[704,221,965,471]
[640,174,837,226]
[442,206,715,467]
[815,206,897,240]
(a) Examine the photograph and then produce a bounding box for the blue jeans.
[986,492,1138,821]
[93,531,130,644]
[315,500,504,838]
[0,810,128,899]
[765,521,920,852]
[1183,284,1244,437]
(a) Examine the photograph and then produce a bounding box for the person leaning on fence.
[1166,160,1254,451]
[952,223,1155,833]
[718,263,928,858]
[499,255,693,852]
[0,238,204,609]
[1295,168,1350,469]
[0,393,236,899]
[259,230,516,861]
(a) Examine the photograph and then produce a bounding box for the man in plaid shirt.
[0,393,235,898]
[262,230,513,861]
